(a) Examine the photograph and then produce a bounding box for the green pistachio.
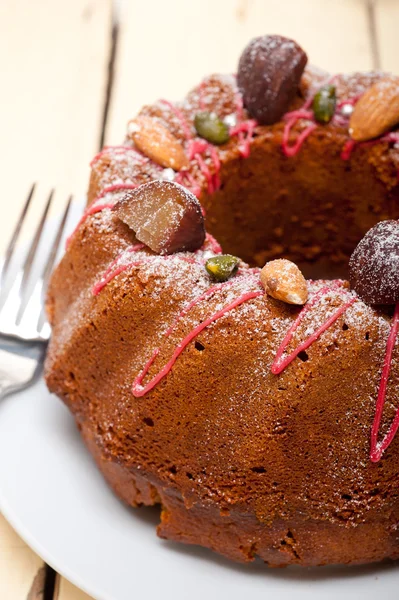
[312,85,336,124]
[205,254,240,282]
[194,112,230,145]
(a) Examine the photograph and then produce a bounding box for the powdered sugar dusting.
[349,220,399,304]
[237,35,307,124]
[54,61,399,473]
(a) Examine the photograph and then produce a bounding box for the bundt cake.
[45,34,399,567]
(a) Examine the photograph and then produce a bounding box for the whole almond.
[128,116,189,170]
[260,259,308,305]
[349,76,399,142]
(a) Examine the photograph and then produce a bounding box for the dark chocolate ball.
[349,220,399,305]
[237,34,308,125]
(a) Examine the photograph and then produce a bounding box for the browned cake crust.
[45,66,399,566]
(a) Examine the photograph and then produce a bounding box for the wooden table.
[1,0,398,597]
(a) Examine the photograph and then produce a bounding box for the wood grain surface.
[106,0,374,143]
[55,578,93,600]
[0,0,110,599]
[374,0,399,71]
[0,516,44,599]
[0,0,111,255]
[1,1,397,598]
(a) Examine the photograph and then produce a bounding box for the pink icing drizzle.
[231,89,258,157]
[280,77,361,159]
[271,282,356,374]
[282,117,317,158]
[195,153,215,194]
[159,98,221,195]
[91,221,399,460]
[92,251,199,296]
[175,170,202,198]
[196,78,256,159]
[370,302,399,462]
[91,239,262,398]
[91,182,140,200]
[92,243,145,295]
[281,99,317,157]
[90,146,148,168]
[80,80,399,459]
[187,139,208,159]
[92,233,223,295]
[201,232,222,254]
[230,120,257,158]
[66,183,139,248]
[159,98,193,141]
[80,76,399,249]
[340,139,357,161]
[341,132,399,161]
[78,82,258,246]
[132,279,263,397]
[279,74,331,157]
[283,80,399,166]
[280,76,332,158]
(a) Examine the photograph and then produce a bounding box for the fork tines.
[0,185,72,342]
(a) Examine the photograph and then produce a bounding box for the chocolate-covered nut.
[114,181,205,254]
[237,34,308,125]
[349,220,399,305]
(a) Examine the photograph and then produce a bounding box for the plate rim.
[1,379,399,600]
[0,486,106,600]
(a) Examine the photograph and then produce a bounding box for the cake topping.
[205,254,240,282]
[340,103,354,118]
[260,259,308,305]
[349,76,399,142]
[160,167,176,181]
[271,282,356,375]
[113,180,205,254]
[237,34,307,125]
[224,113,237,128]
[194,112,230,145]
[132,276,263,397]
[370,302,399,462]
[66,182,140,248]
[128,115,189,170]
[349,220,399,305]
[312,84,336,123]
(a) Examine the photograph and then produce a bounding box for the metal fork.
[0,185,72,399]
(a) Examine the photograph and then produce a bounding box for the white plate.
[0,379,398,600]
